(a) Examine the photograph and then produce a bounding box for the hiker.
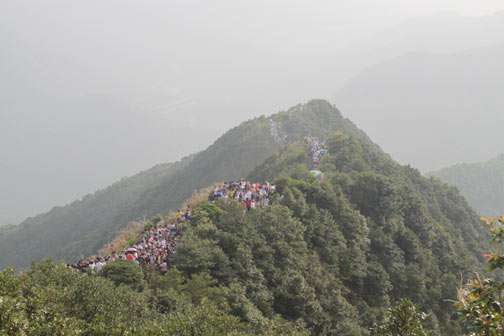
[95,258,105,272]
[126,251,136,262]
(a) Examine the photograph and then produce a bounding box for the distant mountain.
[335,44,504,171]
[429,154,504,216]
[0,100,366,269]
[342,12,504,64]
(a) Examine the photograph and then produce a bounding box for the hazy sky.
[1,0,504,225]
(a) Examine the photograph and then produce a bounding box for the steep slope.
[171,132,487,335]
[429,154,504,215]
[0,100,364,269]
[335,44,504,171]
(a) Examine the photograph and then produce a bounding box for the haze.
[2,0,504,225]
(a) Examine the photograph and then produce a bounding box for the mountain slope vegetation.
[429,154,504,215]
[0,127,487,335]
[0,100,365,269]
[245,133,487,334]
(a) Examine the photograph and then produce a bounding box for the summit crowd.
[305,136,327,168]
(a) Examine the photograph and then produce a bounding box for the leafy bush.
[102,260,146,291]
[456,216,504,335]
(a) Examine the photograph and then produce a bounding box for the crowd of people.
[71,138,325,275]
[71,180,276,274]
[305,136,327,167]
[71,208,190,273]
[208,180,276,210]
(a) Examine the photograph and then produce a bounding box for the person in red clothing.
[126,252,136,261]
[245,198,252,210]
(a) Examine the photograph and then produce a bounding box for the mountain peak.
[0,100,365,270]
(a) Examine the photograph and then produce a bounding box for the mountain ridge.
[0,100,490,335]
[0,100,362,269]
[60,128,487,334]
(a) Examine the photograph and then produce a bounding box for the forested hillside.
[0,100,365,269]
[0,130,487,335]
[246,133,487,334]
[429,154,504,215]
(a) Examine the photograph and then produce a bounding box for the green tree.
[371,299,429,336]
[456,217,504,336]
[101,260,146,291]
[158,300,250,336]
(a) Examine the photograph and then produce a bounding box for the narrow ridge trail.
[71,181,276,273]
[72,139,327,274]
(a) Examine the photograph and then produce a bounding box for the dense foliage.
[371,299,429,336]
[456,216,504,336]
[126,131,485,335]
[0,100,361,269]
[0,261,308,336]
[430,155,504,216]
